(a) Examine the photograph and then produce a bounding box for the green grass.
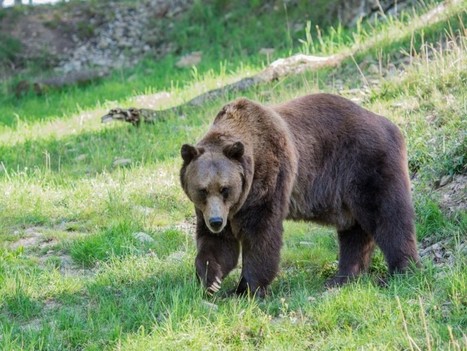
[0,0,466,350]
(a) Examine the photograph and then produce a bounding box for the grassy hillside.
[0,0,466,350]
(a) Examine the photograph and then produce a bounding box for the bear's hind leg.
[372,217,419,275]
[354,192,419,277]
[326,223,375,287]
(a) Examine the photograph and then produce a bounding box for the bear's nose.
[209,217,223,230]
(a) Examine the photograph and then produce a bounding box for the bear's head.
[180,141,248,234]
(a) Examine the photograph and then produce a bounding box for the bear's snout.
[204,196,227,233]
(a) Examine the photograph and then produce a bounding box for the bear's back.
[275,93,407,228]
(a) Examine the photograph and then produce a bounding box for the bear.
[180,93,419,297]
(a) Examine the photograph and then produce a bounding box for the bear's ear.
[232,98,250,110]
[181,144,203,163]
[223,141,244,160]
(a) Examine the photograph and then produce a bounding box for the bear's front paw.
[195,257,223,294]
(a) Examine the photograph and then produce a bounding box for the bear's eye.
[198,189,208,198]
[220,187,229,199]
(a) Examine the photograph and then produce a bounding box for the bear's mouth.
[208,227,223,234]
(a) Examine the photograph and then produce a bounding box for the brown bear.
[180,93,419,297]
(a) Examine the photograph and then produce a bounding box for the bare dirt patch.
[419,237,459,267]
[9,226,94,277]
[436,174,466,214]
[6,10,75,60]
[38,250,94,277]
[19,298,62,333]
[9,227,57,250]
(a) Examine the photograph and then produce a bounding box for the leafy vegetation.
[0,0,465,350]
[0,33,23,67]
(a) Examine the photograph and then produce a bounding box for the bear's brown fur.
[180,93,419,296]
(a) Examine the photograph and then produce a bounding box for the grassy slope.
[0,0,339,129]
[0,1,466,350]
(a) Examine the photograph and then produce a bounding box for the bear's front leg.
[235,215,283,298]
[195,213,240,294]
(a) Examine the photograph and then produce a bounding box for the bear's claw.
[207,277,222,293]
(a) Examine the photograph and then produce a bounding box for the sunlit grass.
[0,0,465,350]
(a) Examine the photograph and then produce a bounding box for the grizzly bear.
[180,93,419,297]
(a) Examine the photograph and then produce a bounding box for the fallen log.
[101,53,345,125]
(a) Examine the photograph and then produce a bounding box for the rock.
[134,206,154,215]
[367,63,380,75]
[97,38,110,49]
[201,300,219,311]
[53,0,194,73]
[168,251,185,262]
[75,154,87,161]
[259,48,275,56]
[438,175,452,188]
[133,232,155,243]
[293,23,305,33]
[112,158,132,167]
[176,51,202,68]
[337,0,416,27]
[385,63,398,77]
